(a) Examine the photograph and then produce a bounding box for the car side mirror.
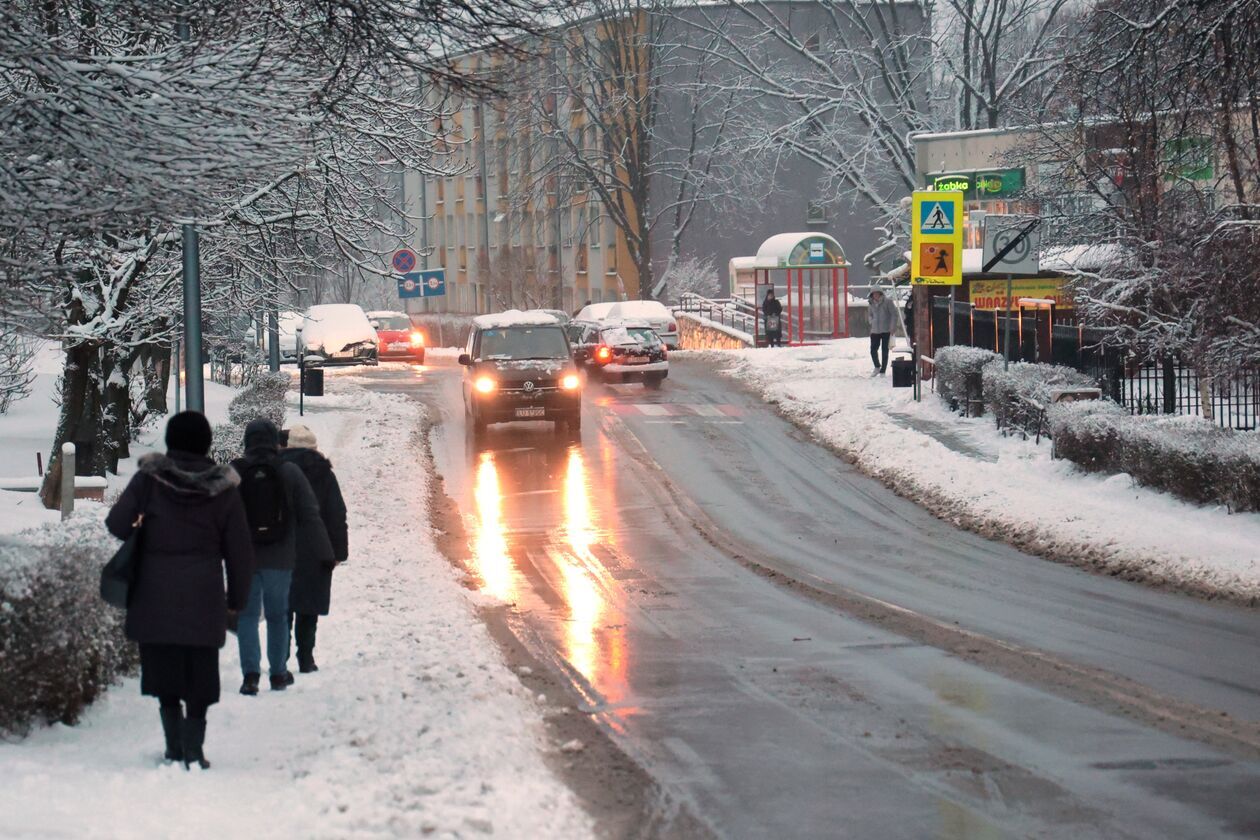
[458,353,472,366]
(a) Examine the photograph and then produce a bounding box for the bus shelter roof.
[753,232,849,269]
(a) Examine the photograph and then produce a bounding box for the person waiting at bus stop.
[762,288,783,347]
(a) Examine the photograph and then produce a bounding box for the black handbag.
[100,475,153,609]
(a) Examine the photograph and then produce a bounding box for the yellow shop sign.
[970,278,1073,309]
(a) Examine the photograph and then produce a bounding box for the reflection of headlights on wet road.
[472,452,514,602]
[474,376,497,394]
[561,374,581,391]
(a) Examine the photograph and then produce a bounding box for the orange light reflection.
[472,452,515,603]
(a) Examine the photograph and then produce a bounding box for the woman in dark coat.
[281,424,348,673]
[762,288,784,347]
[105,411,254,769]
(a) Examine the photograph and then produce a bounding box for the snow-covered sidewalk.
[704,340,1260,602]
[0,381,592,838]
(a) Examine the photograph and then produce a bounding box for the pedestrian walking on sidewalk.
[762,288,783,347]
[105,411,254,770]
[281,424,347,674]
[867,288,897,375]
[232,419,332,695]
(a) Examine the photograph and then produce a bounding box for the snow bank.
[715,340,1260,601]
[473,309,561,329]
[0,378,592,838]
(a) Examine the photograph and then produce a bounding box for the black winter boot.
[159,706,184,763]
[297,652,318,673]
[181,718,210,770]
[240,673,261,696]
[269,671,295,691]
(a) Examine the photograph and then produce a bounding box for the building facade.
[401,2,925,316]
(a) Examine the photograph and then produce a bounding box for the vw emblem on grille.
[523,381,535,392]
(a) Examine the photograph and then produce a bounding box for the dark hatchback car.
[569,320,669,388]
[460,314,583,433]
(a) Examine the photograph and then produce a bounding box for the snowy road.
[369,356,1260,839]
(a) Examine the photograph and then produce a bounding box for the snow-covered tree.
[662,255,721,302]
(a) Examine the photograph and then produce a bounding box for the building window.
[807,201,827,224]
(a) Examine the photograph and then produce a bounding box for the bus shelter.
[752,233,850,346]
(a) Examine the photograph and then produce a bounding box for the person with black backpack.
[105,412,254,769]
[231,418,333,695]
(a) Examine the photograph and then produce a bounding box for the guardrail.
[675,293,759,336]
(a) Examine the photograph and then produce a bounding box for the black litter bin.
[891,357,914,388]
[302,367,324,397]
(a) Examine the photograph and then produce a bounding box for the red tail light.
[668,322,677,332]
[595,345,612,364]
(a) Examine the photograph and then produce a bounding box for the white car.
[575,300,678,349]
[300,304,379,366]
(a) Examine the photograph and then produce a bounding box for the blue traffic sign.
[397,269,446,299]
[918,199,956,235]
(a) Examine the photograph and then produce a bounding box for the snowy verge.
[706,340,1260,603]
[0,379,592,838]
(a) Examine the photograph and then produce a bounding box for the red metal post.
[831,267,839,338]
[796,268,804,345]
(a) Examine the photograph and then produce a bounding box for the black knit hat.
[243,418,281,453]
[165,411,213,456]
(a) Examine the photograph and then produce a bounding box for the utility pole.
[176,12,205,411]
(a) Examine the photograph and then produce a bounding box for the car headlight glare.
[561,374,581,391]
[410,331,425,347]
[474,376,497,394]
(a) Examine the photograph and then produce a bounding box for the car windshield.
[478,326,569,360]
[371,316,411,331]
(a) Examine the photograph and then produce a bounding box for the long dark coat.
[105,451,255,648]
[281,447,348,616]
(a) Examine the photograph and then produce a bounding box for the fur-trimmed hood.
[138,451,240,498]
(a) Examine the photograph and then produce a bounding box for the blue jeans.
[237,569,293,676]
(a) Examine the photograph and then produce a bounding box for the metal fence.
[929,297,1259,430]
[675,293,758,336]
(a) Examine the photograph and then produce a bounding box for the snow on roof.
[473,309,561,329]
[754,232,849,268]
[606,300,671,321]
[729,256,757,269]
[302,304,376,350]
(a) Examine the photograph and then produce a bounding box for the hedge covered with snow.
[934,347,1001,412]
[1049,402,1260,511]
[982,361,1098,433]
[212,371,290,463]
[0,510,136,733]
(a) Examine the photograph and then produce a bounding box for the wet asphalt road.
[362,357,1260,839]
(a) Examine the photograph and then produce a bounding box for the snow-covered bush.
[1050,405,1260,511]
[227,371,289,429]
[934,347,1001,413]
[214,370,289,463]
[664,255,721,302]
[982,361,1098,433]
[0,510,137,733]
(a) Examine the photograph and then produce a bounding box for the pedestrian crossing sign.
[919,200,955,235]
[910,191,963,285]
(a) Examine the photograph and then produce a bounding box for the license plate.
[624,356,648,365]
[515,406,546,418]
[389,342,409,351]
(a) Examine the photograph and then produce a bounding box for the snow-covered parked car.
[367,310,424,364]
[575,300,678,349]
[300,304,379,366]
[245,309,303,363]
[584,321,669,388]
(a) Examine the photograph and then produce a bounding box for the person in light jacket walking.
[231,419,333,695]
[106,412,254,770]
[281,424,348,673]
[867,288,898,375]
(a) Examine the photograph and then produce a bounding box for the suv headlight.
[561,374,581,390]
[474,376,497,394]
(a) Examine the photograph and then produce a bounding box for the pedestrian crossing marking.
[609,403,744,418]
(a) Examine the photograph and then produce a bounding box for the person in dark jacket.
[106,411,254,770]
[281,424,348,673]
[762,288,783,347]
[231,419,333,695]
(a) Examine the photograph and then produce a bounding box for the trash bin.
[891,358,914,388]
[301,367,324,397]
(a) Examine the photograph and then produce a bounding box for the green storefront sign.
[927,168,1025,200]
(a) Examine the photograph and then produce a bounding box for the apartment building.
[402,3,927,316]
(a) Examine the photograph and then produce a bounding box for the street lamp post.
[182,224,205,412]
